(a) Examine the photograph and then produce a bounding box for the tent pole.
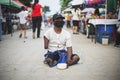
[105,0,107,34]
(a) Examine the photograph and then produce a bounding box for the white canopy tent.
[63,8,72,12]
[0,0,21,8]
[71,0,84,6]
[81,8,95,13]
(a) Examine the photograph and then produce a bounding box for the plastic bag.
[117,27,120,33]
[41,22,45,30]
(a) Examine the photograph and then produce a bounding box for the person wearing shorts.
[43,13,80,67]
[17,6,28,42]
[72,8,81,34]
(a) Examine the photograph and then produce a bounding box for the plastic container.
[96,33,111,44]
[57,63,67,70]
[96,25,114,34]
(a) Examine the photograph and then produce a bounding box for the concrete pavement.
[0,27,120,80]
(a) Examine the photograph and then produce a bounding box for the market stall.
[88,19,119,44]
[0,0,21,8]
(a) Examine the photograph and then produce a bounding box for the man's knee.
[72,55,80,64]
[67,55,80,66]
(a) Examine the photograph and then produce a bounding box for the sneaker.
[37,36,40,38]
[33,35,35,39]
[24,40,26,43]
[19,33,22,38]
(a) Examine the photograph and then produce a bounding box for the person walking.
[5,8,12,34]
[43,13,80,67]
[31,0,43,39]
[0,5,3,41]
[66,13,71,28]
[72,8,81,34]
[114,0,120,47]
[17,6,28,42]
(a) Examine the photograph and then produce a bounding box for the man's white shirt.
[44,28,72,52]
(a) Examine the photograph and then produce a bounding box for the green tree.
[19,0,32,7]
[43,5,50,14]
[19,0,50,14]
[60,0,71,11]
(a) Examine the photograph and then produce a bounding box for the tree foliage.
[19,0,50,13]
[19,0,71,11]
[43,5,50,14]
[19,0,32,7]
[60,0,71,11]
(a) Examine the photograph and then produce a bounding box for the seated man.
[43,13,80,67]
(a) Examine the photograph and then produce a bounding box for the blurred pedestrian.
[2,12,7,34]
[0,5,3,41]
[43,13,47,27]
[94,4,100,18]
[31,0,43,39]
[47,16,52,27]
[114,0,120,47]
[66,13,71,28]
[43,13,80,67]
[17,6,28,42]
[5,8,12,34]
[72,8,81,34]
[26,12,32,29]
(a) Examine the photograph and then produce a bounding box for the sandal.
[19,33,22,38]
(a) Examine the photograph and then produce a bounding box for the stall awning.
[0,0,21,8]
[13,0,27,9]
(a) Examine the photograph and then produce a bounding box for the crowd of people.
[63,2,120,48]
[0,0,80,69]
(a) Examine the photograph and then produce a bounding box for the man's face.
[54,18,63,21]
[54,18,65,28]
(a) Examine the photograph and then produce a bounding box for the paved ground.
[0,27,120,80]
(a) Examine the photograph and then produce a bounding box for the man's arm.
[66,47,73,64]
[44,36,49,49]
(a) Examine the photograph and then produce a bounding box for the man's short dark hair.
[53,13,65,21]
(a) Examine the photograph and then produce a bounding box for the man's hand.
[66,59,73,66]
